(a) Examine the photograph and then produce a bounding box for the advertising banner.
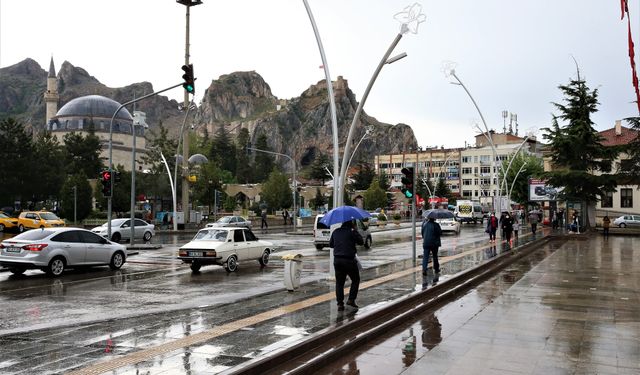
[528,178,563,201]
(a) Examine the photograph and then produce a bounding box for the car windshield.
[0,213,9,218]
[317,216,329,230]
[10,229,55,241]
[40,212,60,220]
[218,217,232,224]
[100,219,126,227]
[193,229,228,241]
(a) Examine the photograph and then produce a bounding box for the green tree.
[140,122,179,205]
[253,133,274,182]
[260,169,292,210]
[541,70,617,228]
[32,131,65,202]
[209,123,236,173]
[235,128,253,183]
[434,177,451,199]
[0,118,35,206]
[418,172,434,199]
[377,170,391,191]
[59,173,93,222]
[310,187,327,210]
[363,178,388,210]
[498,153,544,205]
[62,129,103,177]
[309,152,331,185]
[351,163,376,191]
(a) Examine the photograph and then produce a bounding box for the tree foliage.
[351,163,376,191]
[260,169,292,210]
[235,128,253,184]
[253,133,274,182]
[309,152,331,185]
[498,153,544,205]
[541,71,617,228]
[209,123,236,174]
[363,178,387,210]
[60,173,93,222]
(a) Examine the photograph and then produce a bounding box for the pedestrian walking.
[513,214,520,239]
[260,210,268,230]
[501,212,514,245]
[499,212,506,239]
[551,210,558,230]
[486,212,498,243]
[528,211,539,235]
[421,217,442,275]
[602,215,610,238]
[330,220,364,311]
[282,209,289,225]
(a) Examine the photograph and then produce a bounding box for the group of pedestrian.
[485,211,523,244]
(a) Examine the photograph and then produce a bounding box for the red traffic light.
[101,171,112,181]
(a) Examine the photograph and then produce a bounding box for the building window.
[601,192,613,208]
[380,163,388,169]
[480,166,491,174]
[395,163,402,168]
[462,167,472,174]
[621,188,633,208]
[462,190,472,197]
[480,155,490,163]
[462,179,472,186]
[462,156,471,163]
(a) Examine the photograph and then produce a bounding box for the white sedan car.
[0,227,126,277]
[437,218,461,234]
[178,227,274,273]
[205,216,252,229]
[92,218,155,242]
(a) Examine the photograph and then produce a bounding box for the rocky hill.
[0,58,417,167]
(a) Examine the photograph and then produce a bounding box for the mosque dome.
[55,95,133,121]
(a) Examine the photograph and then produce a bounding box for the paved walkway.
[396,233,640,375]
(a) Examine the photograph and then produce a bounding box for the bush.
[378,214,387,221]
[392,213,401,221]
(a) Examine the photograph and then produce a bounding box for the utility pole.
[177,0,202,228]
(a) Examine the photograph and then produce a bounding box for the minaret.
[44,57,59,125]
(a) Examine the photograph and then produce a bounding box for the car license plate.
[5,246,21,253]
[188,251,202,257]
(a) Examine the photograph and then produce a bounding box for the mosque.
[43,58,148,171]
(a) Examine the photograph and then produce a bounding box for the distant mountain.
[0,58,417,167]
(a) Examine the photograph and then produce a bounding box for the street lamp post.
[130,111,148,245]
[346,126,373,173]
[173,101,196,231]
[498,136,530,202]
[508,162,528,205]
[247,147,297,232]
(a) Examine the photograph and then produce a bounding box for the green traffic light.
[186,84,194,93]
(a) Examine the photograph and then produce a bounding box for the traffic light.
[100,170,112,197]
[114,170,121,183]
[181,64,195,93]
[401,167,414,198]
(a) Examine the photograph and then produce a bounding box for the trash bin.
[282,253,303,291]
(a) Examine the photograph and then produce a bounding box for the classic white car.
[177,227,274,273]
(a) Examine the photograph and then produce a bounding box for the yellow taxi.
[17,211,65,232]
[0,211,19,232]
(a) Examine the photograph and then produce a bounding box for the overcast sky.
[1,0,639,148]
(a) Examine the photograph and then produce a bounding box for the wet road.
[0,224,490,335]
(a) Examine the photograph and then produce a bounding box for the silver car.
[0,227,126,277]
[613,215,640,228]
[92,218,155,242]
[205,216,252,229]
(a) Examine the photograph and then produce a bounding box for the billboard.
[528,178,563,201]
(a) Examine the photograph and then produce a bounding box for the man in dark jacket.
[330,220,364,311]
[421,217,442,275]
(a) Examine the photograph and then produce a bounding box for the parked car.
[436,218,460,234]
[205,215,252,229]
[178,227,273,273]
[613,215,640,228]
[313,214,372,250]
[17,211,65,232]
[0,227,126,276]
[91,218,155,242]
[0,211,18,232]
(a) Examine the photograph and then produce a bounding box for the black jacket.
[330,227,364,259]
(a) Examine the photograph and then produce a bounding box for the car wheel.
[111,232,121,242]
[46,256,66,277]
[143,231,152,242]
[0,224,4,232]
[620,223,627,228]
[18,224,25,233]
[315,244,324,250]
[364,236,372,249]
[109,251,125,270]
[259,249,270,267]
[190,262,202,272]
[224,255,238,273]
[9,267,25,275]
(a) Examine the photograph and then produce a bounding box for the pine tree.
[542,70,617,228]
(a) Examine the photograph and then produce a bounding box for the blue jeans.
[423,246,440,273]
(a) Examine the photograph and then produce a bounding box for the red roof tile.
[598,125,639,147]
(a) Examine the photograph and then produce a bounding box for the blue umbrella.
[320,206,371,226]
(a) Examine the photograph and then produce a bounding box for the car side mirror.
[101,238,109,245]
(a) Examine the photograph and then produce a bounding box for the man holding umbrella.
[421,209,445,275]
[322,205,369,311]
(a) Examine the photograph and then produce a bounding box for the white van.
[313,214,372,250]
[454,200,484,224]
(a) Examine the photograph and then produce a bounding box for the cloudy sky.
[1,0,638,148]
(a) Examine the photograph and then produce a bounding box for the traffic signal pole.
[412,163,417,267]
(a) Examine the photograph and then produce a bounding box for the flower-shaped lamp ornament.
[394,3,426,35]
